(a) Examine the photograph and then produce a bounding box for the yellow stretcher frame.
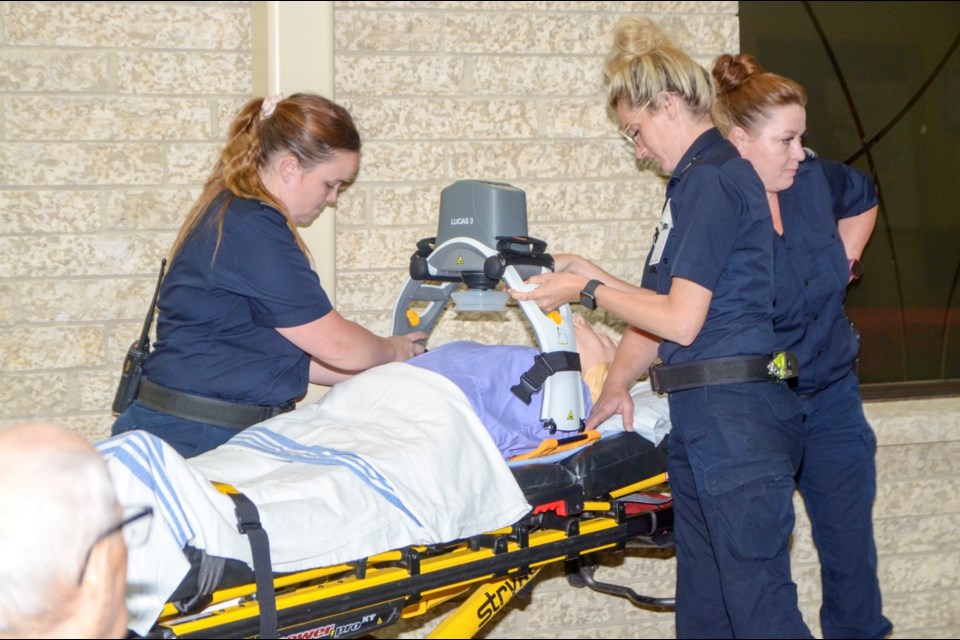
[146,473,672,639]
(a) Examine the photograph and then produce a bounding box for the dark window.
[740,1,960,395]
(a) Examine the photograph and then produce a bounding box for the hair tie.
[260,93,283,120]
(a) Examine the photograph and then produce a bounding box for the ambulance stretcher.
[111,179,677,638]
[141,430,674,639]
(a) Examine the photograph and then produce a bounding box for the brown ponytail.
[168,93,361,265]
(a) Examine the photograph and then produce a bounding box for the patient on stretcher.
[409,315,667,459]
[100,320,671,635]
[408,316,617,459]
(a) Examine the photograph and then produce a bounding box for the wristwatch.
[580,279,604,310]
[848,258,863,280]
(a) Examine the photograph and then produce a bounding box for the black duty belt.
[649,352,798,394]
[137,378,295,429]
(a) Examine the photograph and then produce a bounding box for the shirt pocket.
[796,229,848,304]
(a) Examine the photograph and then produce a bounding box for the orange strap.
[508,430,600,462]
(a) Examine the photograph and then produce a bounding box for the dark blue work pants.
[668,381,811,639]
[112,400,239,458]
[797,371,892,639]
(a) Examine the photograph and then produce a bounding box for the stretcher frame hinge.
[534,512,580,537]
[400,547,421,575]
[511,523,531,549]
[350,558,368,580]
[468,534,509,554]
[608,500,627,524]
[512,569,537,600]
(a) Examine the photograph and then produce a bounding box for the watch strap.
[848,258,863,280]
[580,279,604,309]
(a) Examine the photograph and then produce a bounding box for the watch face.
[580,280,602,309]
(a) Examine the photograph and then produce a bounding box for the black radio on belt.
[112,259,167,415]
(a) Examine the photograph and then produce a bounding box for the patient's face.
[573,316,617,373]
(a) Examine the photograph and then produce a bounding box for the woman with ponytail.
[713,53,890,639]
[112,94,426,458]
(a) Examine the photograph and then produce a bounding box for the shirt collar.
[668,128,723,187]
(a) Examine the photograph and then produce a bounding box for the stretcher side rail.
[144,432,674,639]
[145,496,673,639]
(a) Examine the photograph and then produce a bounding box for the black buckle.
[510,375,539,404]
[649,364,664,394]
[235,514,262,535]
[511,351,581,404]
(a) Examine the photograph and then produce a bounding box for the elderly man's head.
[0,422,128,639]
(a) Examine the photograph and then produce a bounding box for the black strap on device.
[510,351,582,404]
[111,259,167,414]
[139,258,167,353]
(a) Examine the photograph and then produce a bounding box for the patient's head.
[573,316,618,402]
[0,422,129,639]
[573,315,617,371]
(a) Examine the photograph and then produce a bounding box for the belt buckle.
[649,364,664,394]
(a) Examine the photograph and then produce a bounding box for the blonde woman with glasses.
[509,17,810,638]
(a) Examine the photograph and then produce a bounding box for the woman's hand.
[278,312,426,373]
[389,332,428,361]
[585,382,635,431]
[507,272,587,312]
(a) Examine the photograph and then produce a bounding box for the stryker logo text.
[476,574,532,625]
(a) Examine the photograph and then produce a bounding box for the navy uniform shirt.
[145,194,333,406]
[640,128,777,365]
[773,152,877,394]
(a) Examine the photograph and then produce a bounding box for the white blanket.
[99,363,531,635]
[595,380,672,445]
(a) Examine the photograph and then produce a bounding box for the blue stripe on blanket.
[230,427,423,527]
[97,432,195,546]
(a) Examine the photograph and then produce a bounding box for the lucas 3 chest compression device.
[391,179,586,434]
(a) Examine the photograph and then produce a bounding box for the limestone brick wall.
[0,1,252,439]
